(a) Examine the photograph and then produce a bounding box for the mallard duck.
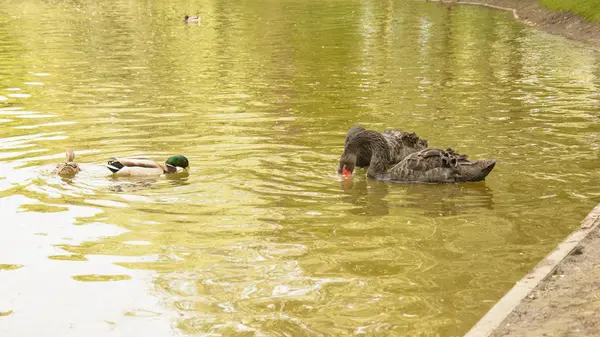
[338,130,495,183]
[184,15,201,23]
[54,149,80,177]
[337,126,428,173]
[107,155,190,177]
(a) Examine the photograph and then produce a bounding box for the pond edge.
[431,0,600,50]
[464,203,600,337]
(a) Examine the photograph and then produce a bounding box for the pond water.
[1,0,599,336]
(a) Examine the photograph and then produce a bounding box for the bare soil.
[461,0,600,49]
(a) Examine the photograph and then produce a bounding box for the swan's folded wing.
[387,148,461,183]
[383,130,429,164]
[383,130,425,148]
[382,129,404,138]
[399,148,446,171]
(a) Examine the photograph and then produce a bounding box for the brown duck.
[338,130,496,183]
[54,149,80,177]
[338,126,428,173]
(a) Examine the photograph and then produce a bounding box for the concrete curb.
[437,1,520,20]
[464,203,600,337]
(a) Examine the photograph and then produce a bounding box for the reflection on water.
[1,0,599,336]
[341,175,495,217]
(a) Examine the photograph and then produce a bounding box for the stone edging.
[440,1,520,20]
[431,1,520,20]
[464,203,600,337]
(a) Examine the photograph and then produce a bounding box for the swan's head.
[337,153,357,176]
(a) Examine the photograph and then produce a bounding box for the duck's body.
[107,156,189,177]
[338,126,428,172]
[54,149,80,177]
[184,15,201,23]
[338,130,495,183]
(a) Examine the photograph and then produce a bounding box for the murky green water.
[1,0,599,336]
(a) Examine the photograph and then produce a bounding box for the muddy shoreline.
[454,0,600,48]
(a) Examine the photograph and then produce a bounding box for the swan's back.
[387,148,495,183]
[382,130,428,164]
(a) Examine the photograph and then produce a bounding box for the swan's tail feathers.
[481,160,496,178]
[459,159,496,182]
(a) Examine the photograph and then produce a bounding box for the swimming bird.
[107,155,190,177]
[338,130,495,183]
[338,126,428,173]
[184,15,201,23]
[54,149,81,177]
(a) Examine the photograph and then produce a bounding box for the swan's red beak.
[342,167,351,177]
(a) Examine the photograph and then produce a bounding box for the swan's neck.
[367,156,390,180]
[348,131,391,179]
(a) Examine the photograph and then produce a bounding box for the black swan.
[338,130,496,183]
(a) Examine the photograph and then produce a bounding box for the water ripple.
[0,1,599,336]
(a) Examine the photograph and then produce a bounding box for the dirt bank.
[456,0,600,48]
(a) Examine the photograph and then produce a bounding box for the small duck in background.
[107,155,190,177]
[54,149,81,177]
[184,15,201,23]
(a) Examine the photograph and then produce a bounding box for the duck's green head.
[166,155,190,170]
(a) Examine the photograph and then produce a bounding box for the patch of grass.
[541,0,600,22]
